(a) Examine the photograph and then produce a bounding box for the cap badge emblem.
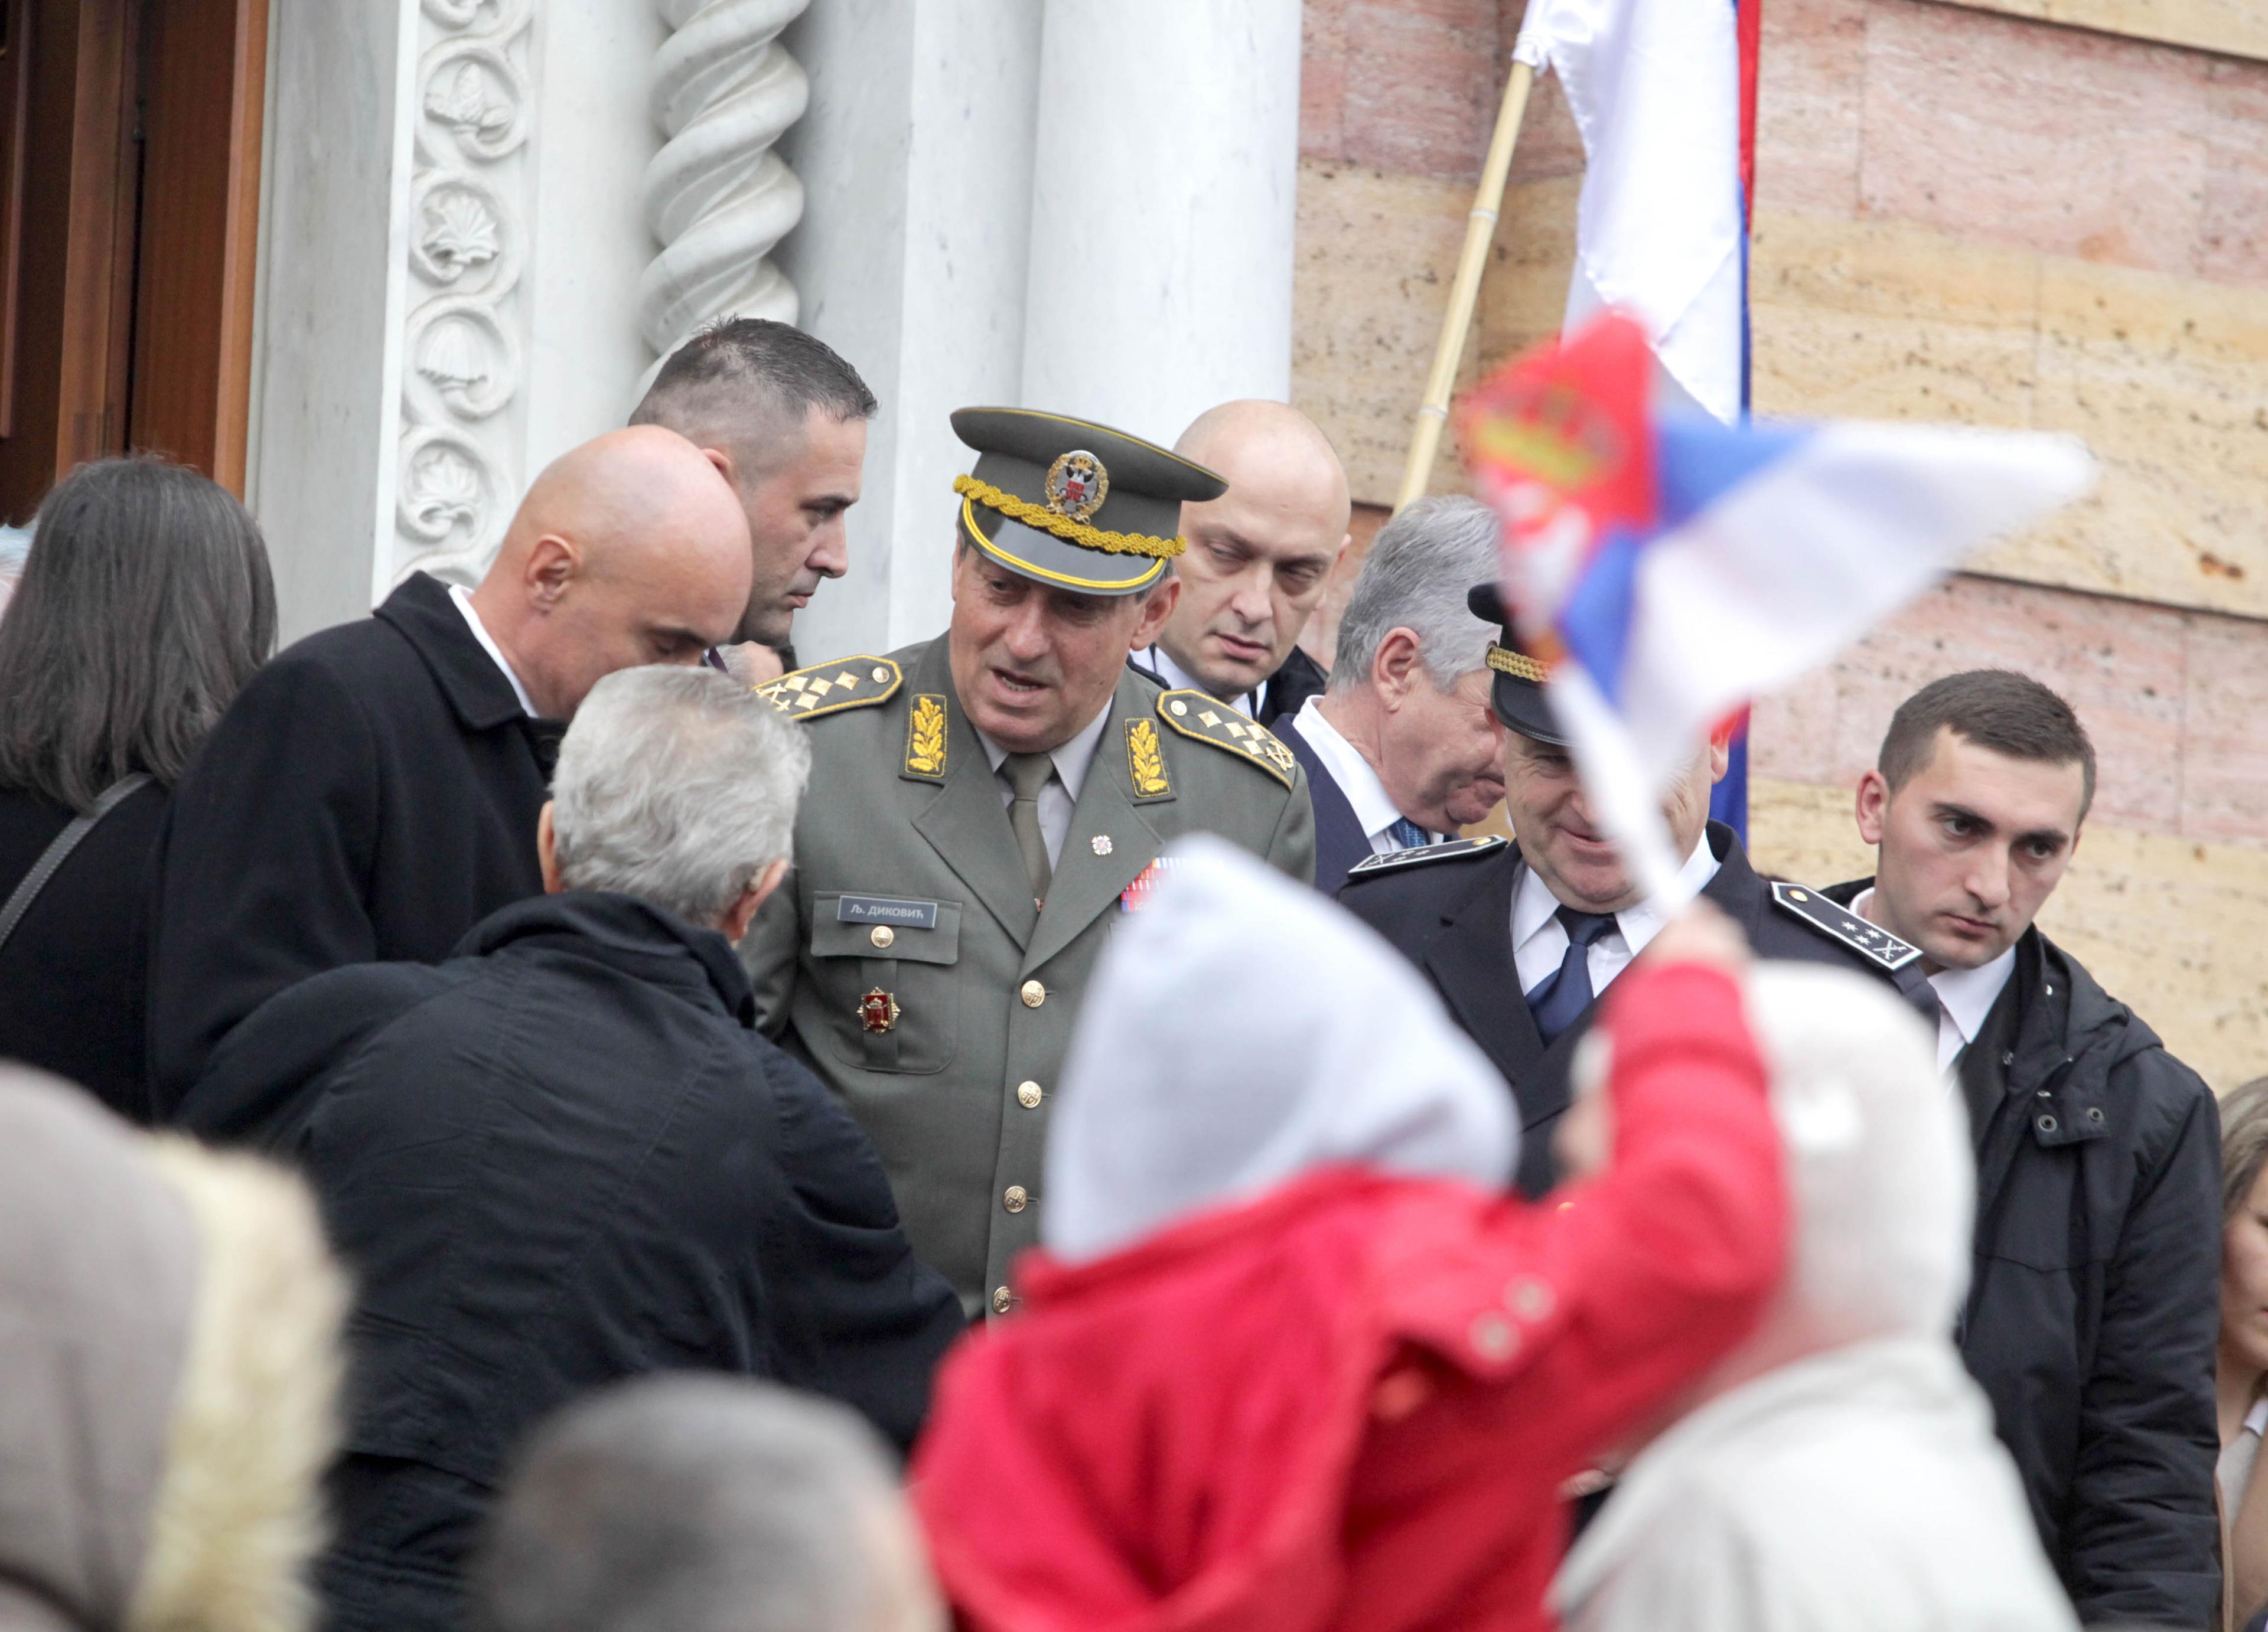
[858,988,901,1034]
[1044,449,1109,522]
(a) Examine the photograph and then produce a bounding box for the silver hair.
[549,666,810,929]
[471,1375,905,1632]
[1327,494,1500,694]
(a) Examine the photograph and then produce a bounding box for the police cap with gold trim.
[1467,580,1566,748]
[950,407,1227,596]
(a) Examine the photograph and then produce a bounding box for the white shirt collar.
[1293,694,1409,841]
[975,701,1113,803]
[449,584,537,717]
[1849,886,2018,1069]
[1512,830,1720,955]
[1133,643,1261,718]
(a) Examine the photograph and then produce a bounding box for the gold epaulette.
[1152,691,1296,788]
[754,656,903,720]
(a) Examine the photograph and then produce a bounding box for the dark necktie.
[523,717,567,781]
[1384,815,1433,851]
[1526,907,1619,1045]
[1004,752,1055,905]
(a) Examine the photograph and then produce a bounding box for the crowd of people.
[0,316,2245,1632]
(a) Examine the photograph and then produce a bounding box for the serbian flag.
[1461,311,2096,905]
[1516,0,1762,830]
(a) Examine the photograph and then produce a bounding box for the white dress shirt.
[1848,887,2017,1072]
[975,706,1113,870]
[1130,643,1262,720]
[449,584,537,717]
[1511,834,1722,999]
[1291,695,1442,857]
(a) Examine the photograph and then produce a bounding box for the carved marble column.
[640,0,812,366]
[392,0,537,587]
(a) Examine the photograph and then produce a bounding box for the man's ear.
[700,445,735,487]
[524,534,579,607]
[1129,575,1181,649]
[1705,730,1731,786]
[536,802,564,893]
[1854,770,1889,848]
[720,857,791,945]
[1371,626,1423,709]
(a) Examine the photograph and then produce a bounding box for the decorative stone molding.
[640,0,811,366]
[393,0,535,587]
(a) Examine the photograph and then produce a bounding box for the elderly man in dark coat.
[146,426,753,1111]
[177,664,963,1632]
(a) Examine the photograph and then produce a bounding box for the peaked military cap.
[950,407,1227,596]
[1467,581,1567,748]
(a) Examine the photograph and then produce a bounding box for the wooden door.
[0,0,265,524]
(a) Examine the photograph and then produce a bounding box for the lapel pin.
[1091,834,1114,856]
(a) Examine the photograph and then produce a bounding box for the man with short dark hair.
[1127,400,1350,726]
[633,317,876,646]
[180,665,962,1632]
[1833,668,2220,1628]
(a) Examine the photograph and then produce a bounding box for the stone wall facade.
[1292,0,2268,1088]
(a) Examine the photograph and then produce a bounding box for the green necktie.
[1005,752,1054,903]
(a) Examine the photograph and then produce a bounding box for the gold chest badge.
[858,988,901,1033]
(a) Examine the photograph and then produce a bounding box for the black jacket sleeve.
[148,656,382,1113]
[757,1046,966,1453]
[2063,1051,2223,1626]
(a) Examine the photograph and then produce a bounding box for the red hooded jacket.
[911,960,1786,1632]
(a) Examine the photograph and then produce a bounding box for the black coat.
[1274,712,1371,896]
[1340,823,1933,1196]
[1824,883,2222,1627]
[177,891,964,1632]
[0,781,170,1119]
[146,572,557,1111]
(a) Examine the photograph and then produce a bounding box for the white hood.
[1042,836,1518,1264]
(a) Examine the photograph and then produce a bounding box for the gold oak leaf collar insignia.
[756,657,904,720]
[1152,690,1296,788]
[903,694,948,781]
[1125,719,1172,801]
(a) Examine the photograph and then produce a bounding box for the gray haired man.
[474,1375,943,1632]
[178,665,962,1632]
[1273,495,1506,894]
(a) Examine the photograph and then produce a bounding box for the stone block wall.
[1291,0,2268,1088]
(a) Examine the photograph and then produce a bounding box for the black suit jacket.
[148,572,559,1110]
[1273,713,1372,896]
[1124,643,1329,731]
[1341,822,1934,1196]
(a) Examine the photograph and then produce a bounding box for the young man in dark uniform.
[1340,583,1933,1198]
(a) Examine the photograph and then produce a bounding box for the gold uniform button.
[1019,980,1045,1008]
[991,1286,1014,1315]
[869,925,895,949]
[1016,1080,1043,1108]
[1169,699,1188,716]
[1003,1184,1028,1214]
[872,665,890,683]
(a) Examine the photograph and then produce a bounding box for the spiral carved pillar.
[640,0,812,365]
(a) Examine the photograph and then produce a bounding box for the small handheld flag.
[1461,309,2097,907]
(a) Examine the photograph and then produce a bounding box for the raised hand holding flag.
[1461,309,2097,908]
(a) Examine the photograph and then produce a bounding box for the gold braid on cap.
[1487,643,1550,683]
[952,474,1186,560]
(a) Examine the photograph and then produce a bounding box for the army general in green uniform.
[744,408,1317,1315]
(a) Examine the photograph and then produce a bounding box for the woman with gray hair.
[2216,1077,2268,1631]
[177,664,962,1632]
[0,458,275,1118]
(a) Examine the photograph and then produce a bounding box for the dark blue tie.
[1384,815,1433,851]
[1526,908,1619,1045]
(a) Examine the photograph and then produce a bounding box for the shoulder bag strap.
[0,772,154,956]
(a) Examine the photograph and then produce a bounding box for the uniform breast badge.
[858,988,901,1033]
[1044,449,1109,520]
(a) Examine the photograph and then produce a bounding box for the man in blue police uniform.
[1340,583,1933,1197]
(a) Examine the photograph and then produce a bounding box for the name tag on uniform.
[835,895,940,930]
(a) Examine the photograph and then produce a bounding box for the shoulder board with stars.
[754,656,903,720]
[1769,880,1923,972]
[1343,834,1507,882]
[1153,690,1296,788]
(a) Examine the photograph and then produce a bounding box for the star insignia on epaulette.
[1769,881,1923,972]
[1152,690,1296,787]
[755,656,903,720]
[1343,834,1507,882]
